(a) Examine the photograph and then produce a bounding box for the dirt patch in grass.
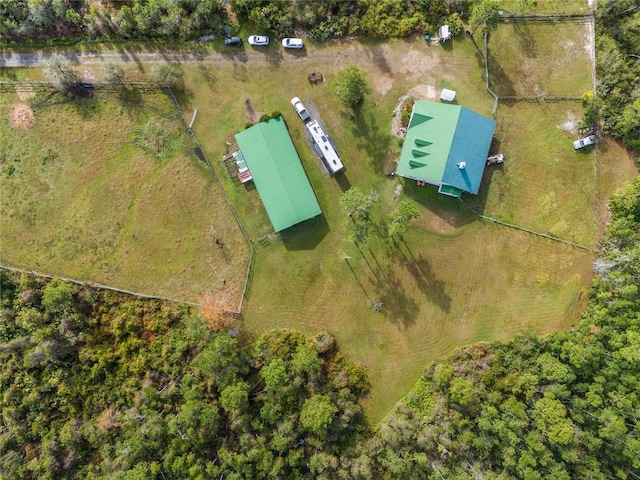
[391,84,440,138]
[8,102,35,131]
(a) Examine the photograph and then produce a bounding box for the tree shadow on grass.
[512,21,538,59]
[109,46,146,73]
[71,95,101,119]
[173,84,195,108]
[345,107,392,176]
[365,44,391,75]
[263,50,284,67]
[197,64,219,90]
[396,240,452,313]
[356,246,420,328]
[486,50,516,96]
[220,49,249,65]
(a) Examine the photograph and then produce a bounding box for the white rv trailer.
[305,120,344,174]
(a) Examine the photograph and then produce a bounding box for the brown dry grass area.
[8,102,35,131]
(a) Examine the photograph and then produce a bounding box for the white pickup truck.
[573,135,597,150]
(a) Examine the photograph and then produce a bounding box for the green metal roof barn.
[235,116,322,232]
[395,101,496,197]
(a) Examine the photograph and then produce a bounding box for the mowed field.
[2,13,637,422]
[0,90,249,305]
[488,21,594,97]
[173,29,625,420]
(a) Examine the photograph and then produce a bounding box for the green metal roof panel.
[396,102,460,182]
[442,107,496,194]
[235,117,321,232]
[395,101,495,195]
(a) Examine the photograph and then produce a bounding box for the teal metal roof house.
[395,101,496,197]
[235,116,322,232]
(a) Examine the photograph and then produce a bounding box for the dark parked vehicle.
[224,36,243,46]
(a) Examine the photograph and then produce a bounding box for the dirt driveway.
[0,39,447,95]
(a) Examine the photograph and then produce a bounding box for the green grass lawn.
[2,30,637,422]
[174,36,609,421]
[498,0,592,14]
[488,21,594,97]
[465,100,598,247]
[0,90,250,305]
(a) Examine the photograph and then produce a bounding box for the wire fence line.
[485,12,596,115]
[165,86,255,315]
[0,81,160,92]
[2,81,254,315]
[456,202,600,254]
[498,13,594,23]
[0,264,199,306]
[481,13,602,251]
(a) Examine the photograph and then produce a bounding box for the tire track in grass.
[106,154,176,262]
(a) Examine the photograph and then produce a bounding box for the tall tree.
[340,187,378,245]
[469,0,501,36]
[43,53,78,92]
[331,65,373,109]
[388,200,419,240]
[150,64,184,88]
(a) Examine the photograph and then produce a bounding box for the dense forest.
[2,176,638,479]
[0,274,370,478]
[587,0,640,151]
[0,0,461,43]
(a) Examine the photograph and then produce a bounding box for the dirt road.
[0,40,452,96]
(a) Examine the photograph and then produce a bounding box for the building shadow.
[280,213,330,251]
[402,180,477,229]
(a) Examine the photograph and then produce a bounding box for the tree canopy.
[43,54,78,92]
[590,0,640,151]
[0,276,369,479]
[331,66,373,109]
[469,0,501,36]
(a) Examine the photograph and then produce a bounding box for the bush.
[258,111,282,122]
[400,98,415,128]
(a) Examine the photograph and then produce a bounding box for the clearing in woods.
[1,15,637,421]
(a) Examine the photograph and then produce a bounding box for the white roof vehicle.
[306,120,344,174]
[248,35,269,46]
[282,38,304,49]
[573,135,597,150]
[291,97,311,122]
